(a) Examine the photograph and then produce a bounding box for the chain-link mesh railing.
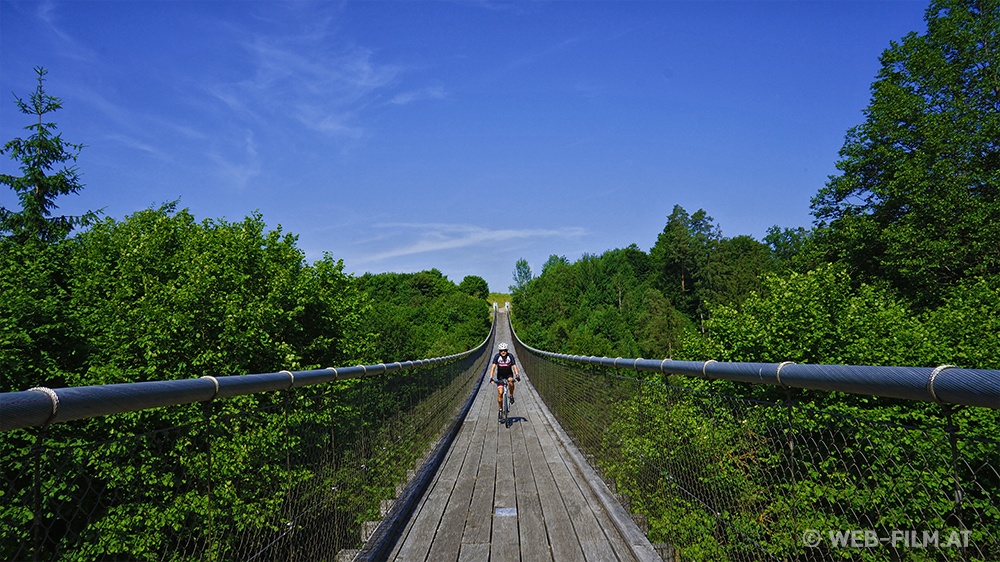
[1,342,491,561]
[516,343,1000,561]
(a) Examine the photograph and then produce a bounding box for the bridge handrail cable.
[1,337,491,432]
[514,342,999,409]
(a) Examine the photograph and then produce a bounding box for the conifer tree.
[1,67,97,244]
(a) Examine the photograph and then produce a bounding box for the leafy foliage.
[513,245,692,359]
[688,264,933,366]
[0,203,490,559]
[356,268,490,360]
[4,202,381,390]
[810,0,1000,307]
[649,205,722,318]
[458,274,489,299]
[0,240,84,391]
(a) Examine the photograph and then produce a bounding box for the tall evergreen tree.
[649,205,721,317]
[1,67,97,244]
[811,0,1000,306]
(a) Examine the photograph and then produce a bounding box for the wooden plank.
[457,542,490,562]
[491,509,520,562]
[460,384,498,547]
[510,391,553,562]
[389,380,490,561]
[531,390,627,562]
[530,376,659,561]
[519,384,586,561]
[424,385,492,560]
[492,413,519,561]
[580,539,624,562]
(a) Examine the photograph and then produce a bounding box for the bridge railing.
[1,331,493,561]
[514,336,1000,561]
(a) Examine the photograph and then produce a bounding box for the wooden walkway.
[388,318,659,562]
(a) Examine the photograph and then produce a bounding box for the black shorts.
[495,374,514,385]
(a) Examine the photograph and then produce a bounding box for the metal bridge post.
[200,399,216,562]
[942,404,968,559]
[782,385,798,542]
[30,427,47,562]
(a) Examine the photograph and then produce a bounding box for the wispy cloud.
[105,134,172,162]
[291,103,365,138]
[209,130,261,190]
[75,85,207,165]
[390,84,446,106]
[226,27,403,138]
[483,35,586,84]
[71,85,135,130]
[205,85,262,124]
[34,0,100,64]
[358,223,585,263]
[199,0,458,143]
[14,6,211,167]
[447,0,540,15]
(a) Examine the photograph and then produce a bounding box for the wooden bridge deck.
[388,318,658,562]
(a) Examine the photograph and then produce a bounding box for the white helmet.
[498,342,509,351]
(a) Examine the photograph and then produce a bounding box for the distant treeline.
[510,203,999,372]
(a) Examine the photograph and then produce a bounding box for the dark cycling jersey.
[493,352,516,382]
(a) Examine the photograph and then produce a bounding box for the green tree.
[811,0,1000,306]
[689,264,933,367]
[636,287,689,359]
[0,67,93,391]
[1,67,97,244]
[356,269,489,360]
[410,268,451,299]
[458,275,489,299]
[511,244,691,361]
[67,204,371,386]
[511,254,578,350]
[923,276,1000,369]
[762,225,818,273]
[0,242,83,391]
[699,235,770,310]
[649,205,721,317]
[542,254,569,273]
[510,258,533,293]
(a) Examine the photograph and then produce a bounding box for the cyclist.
[488,342,520,420]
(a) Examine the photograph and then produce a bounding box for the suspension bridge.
[2,308,998,561]
[383,315,657,561]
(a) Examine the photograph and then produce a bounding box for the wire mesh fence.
[1,348,489,561]
[517,343,1000,561]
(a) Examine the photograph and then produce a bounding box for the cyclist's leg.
[507,378,515,403]
[496,383,504,413]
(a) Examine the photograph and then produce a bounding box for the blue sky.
[1,1,928,293]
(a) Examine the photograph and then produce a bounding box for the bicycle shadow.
[503,416,527,428]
